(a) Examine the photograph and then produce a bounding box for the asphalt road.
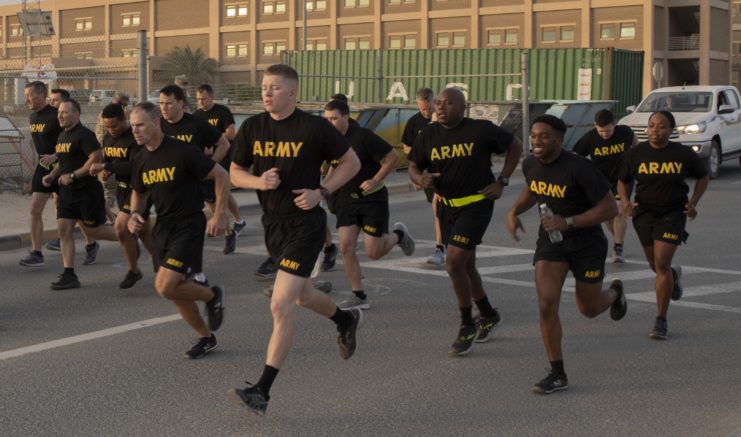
[2,162,741,436]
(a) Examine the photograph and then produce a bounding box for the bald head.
[434,87,466,128]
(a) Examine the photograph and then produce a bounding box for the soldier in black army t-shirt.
[228,64,362,417]
[507,114,626,395]
[573,109,638,262]
[128,101,229,359]
[90,103,152,290]
[40,99,118,290]
[323,99,415,311]
[618,110,709,340]
[408,87,522,357]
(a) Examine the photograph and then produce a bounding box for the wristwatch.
[497,176,509,186]
[69,172,76,181]
[319,186,330,200]
[565,216,575,228]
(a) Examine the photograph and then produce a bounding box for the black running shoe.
[321,243,338,272]
[233,220,247,237]
[228,383,270,417]
[83,241,100,266]
[223,231,237,255]
[206,286,225,331]
[50,272,80,290]
[475,311,502,343]
[671,266,683,301]
[338,308,362,359]
[649,317,668,340]
[118,270,143,289]
[45,238,61,251]
[254,258,277,279]
[185,334,218,359]
[19,250,44,267]
[449,325,478,357]
[532,370,569,395]
[609,279,627,321]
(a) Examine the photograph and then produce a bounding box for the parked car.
[619,85,741,178]
[88,89,117,105]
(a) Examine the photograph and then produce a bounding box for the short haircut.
[331,93,348,103]
[416,87,435,102]
[594,109,615,127]
[25,81,47,97]
[102,103,126,120]
[51,88,70,100]
[264,64,299,83]
[60,98,81,114]
[132,101,160,120]
[159,84,186,102]
[649,110,677,129]
[197,84,214,95]
[324,99,349,116]
[531,114,567,136]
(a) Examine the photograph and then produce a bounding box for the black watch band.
[319,186,330,200]
[497,176,509,186]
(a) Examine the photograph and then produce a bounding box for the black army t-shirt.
[131,137,215,219]
[618,141,707,209]
[330,124,393,202]
[102,128,141,185]
[55,123,101,190]
[522,150,611,236]
[401,112,432,148]
[193,104,235,134]
[572,124,634,183]
[29,104,63,156]
[407,118,513,199]
[231,109,350,216]
[160,112,222,153]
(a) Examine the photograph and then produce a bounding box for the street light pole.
[303,0,308,50]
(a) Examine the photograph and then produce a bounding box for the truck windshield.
[636,92,713,113]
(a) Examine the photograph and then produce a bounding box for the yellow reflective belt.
[439,193,486,207]
[360,180,385,196]
[118,181,128,188]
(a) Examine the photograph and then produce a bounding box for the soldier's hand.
[292,188,322,210]
[507,213,525,241]
[206,212,228,236]
[479,182,503,200]
[259,167,281,190]
[421,170,440,189]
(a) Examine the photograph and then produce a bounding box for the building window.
[389,34,415,49]
[276,1,286,13]
[345,0,370,7]
[304,38,328,51]
[75,17,93,32]
[263,2,274,14]
[345,36,371,50]
[620,22,636,39]
[389,0,414,4]
[75,51,93,60]
[226,3,248,17]
[504,28,518,45]
[487,30,501,46]
[600,23,615,40]
[436,31,465,48]
[541,27,557,42]
[263,41,286,55]
[122,13,141,27]
[436,33,449,48]
[10,24,21,37]
[734,42,741,55]
[306,0,327,11]
[560,26,575,42]
[121,48,137,57]
[226,43,248,57]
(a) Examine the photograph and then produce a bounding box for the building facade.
[0,0,732,97]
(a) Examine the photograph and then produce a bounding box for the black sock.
[330,306,352,331]
[324,243,336,253]
[32,250,42,256]
[436,244,445,251]
[614,243,623,250]
[256,365,279,396]
[353,290,367,300]
[474,295,496,318]
[63,267,75,275]
[550,360,565,376]
[460,305,474,327]
[86,242,96,248]
[393,229,404,243]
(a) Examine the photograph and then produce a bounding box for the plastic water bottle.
[539,203,563,243]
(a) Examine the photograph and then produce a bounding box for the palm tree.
[160,46,218,86]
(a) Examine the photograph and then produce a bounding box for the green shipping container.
[284,48,643,118]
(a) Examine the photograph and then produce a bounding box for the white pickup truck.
[619,85,741,178]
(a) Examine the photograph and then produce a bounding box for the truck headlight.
[677,122,707,134]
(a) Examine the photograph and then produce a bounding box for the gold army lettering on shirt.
[208,118,219,127]
[172,134,194,143]
[252,140,304,158]
[637,162,683,174]
[429,142,474,161]
[30,123,46,133]
[592,143,625,157]
[104,146,129,159]
[55,142,71,153]
[141,166,176,185]
[529,180,567,199]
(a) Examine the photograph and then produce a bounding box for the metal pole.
[376,49,383,102]
[303,1,307,51]
[521,51,530,155]
[138,30,148,102]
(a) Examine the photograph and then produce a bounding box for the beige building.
[0,0,733,96]
[732,0,741,87]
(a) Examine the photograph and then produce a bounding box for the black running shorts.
[263,207,326,278]
[116,184,151,219]
[438,198,494,250]
[56,183,107,227]
[151,212,206,275]
[31,163,56,194]
[200,180,216,204]
[533,228,608,284]
[632,207,688,247]
[335,196,389,237]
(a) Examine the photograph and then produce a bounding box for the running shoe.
[532,370,569,395]
[228,383,270,417]
[475,311,501,343]
[449,325,478,357]
[45,238,61,251]
[338,295,370,310]
[206,285,225,331]
[649,317,668,340]
[426,246,445,265]
[185,334,218,359]
[254,257,277,279]
[50,272,80,290]
[671,266,683,301]
[609,279,627,321]
[223,231,236,255]
[83,241,100,266]
[233,220,247,237]
[118,270,143,289]
[612,246,625,263]
[19,250,44,267]
[321,243,338,272]
[338,308,362,359]
[393,222,415,256]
